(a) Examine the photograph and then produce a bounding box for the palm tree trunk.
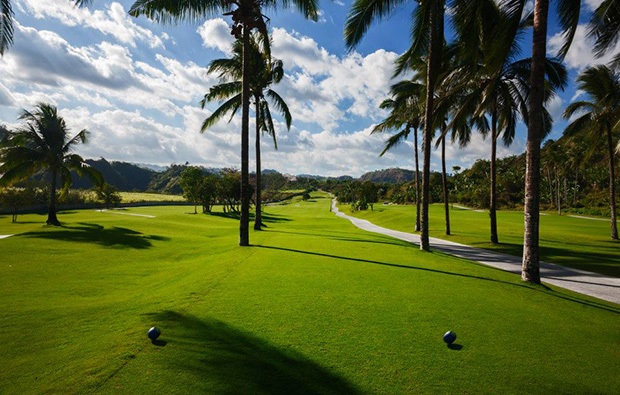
[239,25,251,246]
[254,97,263,231]
[441,134,450,235]
[47,169,60,226]
[414,125,421,232]
[490,107,498,244]
[522,0,549,283]
[606,122,618,239]
[420,0,444,251]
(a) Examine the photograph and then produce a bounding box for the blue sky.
[0,0,616,176]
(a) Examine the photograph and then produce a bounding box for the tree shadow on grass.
[209,212,292,224]
[253,245,620,315]
[145,310,361,395]
[19,222,169,249]
[465,240,620,278]
[265,229,412,248]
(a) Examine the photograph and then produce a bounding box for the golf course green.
[1,192,619,394]
[340,203,620,278]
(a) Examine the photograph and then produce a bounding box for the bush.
[95,184,122,209]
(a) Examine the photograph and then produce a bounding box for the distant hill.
[359,168,416,183]
[70,158,157,191]
[68,160,218,194]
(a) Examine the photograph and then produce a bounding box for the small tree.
[198,174,218,213]
[95,183,122,209]
[179,167,204,214]
[0,188,28,222]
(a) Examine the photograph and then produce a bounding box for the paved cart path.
[332,199,620,305]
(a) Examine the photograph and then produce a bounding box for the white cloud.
[270,28,398,129]
[546,95,564,122]
[18,0,164,48]
[1,23,215,117]
[548,24,620,70]
[197,18,234,54]
[584,0,604,11]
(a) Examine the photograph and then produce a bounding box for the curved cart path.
[332,199,620,305]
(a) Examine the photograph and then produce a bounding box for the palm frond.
[128,0,229,24]
[0,0,14,56]
[201,94,241,132]
[344,0,409,50]
[266,89,292,129]
[554,0,581,59]
[588,0,620,58]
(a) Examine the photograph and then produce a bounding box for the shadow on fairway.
[20,222,169,249]
[466,240,620,278]
[265,229,412,248]
[146,310,361,395]
[209,212,292,224]
[254,245,620,315]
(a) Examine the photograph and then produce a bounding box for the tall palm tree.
[448,2,566,244]
[372,80,424,232]
[520,0,581,284]
[129,0,318,246]
[0,103,103,225]
[201,36,291,230]
[346,0,445,251]
[563,65,620,240]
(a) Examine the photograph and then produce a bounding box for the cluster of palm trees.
[347,0,620,284]
[1,0,318,243]
[200,35,292,231]
[1,1,619,282]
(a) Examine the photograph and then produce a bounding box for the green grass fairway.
[1,193,619,394]
[339,203,620,278]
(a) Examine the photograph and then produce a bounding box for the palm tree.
[563,65,620,240]
[520,0,581,284]
[0,103,103,225]
[346,0,446,251]
[448,2,566,244]
[201,36,291,230]
[128,0,318,246]
[372,80,424,232]
[0,0,14,55]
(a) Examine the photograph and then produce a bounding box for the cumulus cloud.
[197,19,234,54]
[18,0,164,48]
[548,24,620,71]
[1,8,521,176]
[1,23,215,117]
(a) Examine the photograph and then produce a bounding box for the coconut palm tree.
[372,80,424,232]
[563,65,620,240]
[0,103,103,225]
[129,0,318,246]
[346,0,445,251]
[201,36,291,230]
[516,0,581,283]
[447,2,567,244]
